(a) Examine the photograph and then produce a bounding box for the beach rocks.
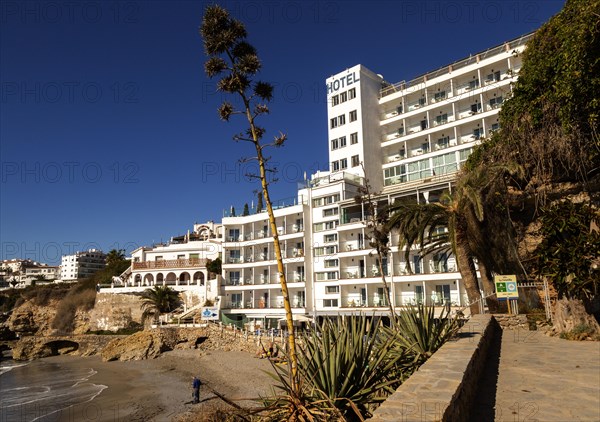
[12,334,124,360]
[101,328,180,361]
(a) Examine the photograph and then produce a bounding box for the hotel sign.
[494,275,518,299]
[327,72,360,95]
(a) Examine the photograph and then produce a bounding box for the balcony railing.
[132,258,207,270]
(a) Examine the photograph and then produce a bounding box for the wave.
[0,361,29,376]
[0,360,107,421]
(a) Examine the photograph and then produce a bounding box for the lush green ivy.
[535,202,599,300]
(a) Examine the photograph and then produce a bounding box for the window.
[468,79,480,89]
[434,91,446,102]
[312,193,340,207]
[350,132,358,144]
[323,207,339,217]
[490,123,501,132]
[437,136,450,149]
[470,103,482,113]
[489,96,503,109]
[332,95,339,106]
[330,118,338,129]
[418,97,426,106]
[339,136,347,148]
[340,158,348,170]
[422,142,429,153]
[323,299,339,307]
[432,152,458,175]
[324,259,339,268]
[331,161,340,172]
[331,138,339,150]
[349,110,357,122]
[313,220,338,232]
[326,285,340,294]
[324,233,338,242]
[316,271,338,281]
[473,128,483,140]
[338,114,346,126]
[348,88,356,99]
[420,119,428,130]
[351,155,360,167]
[340,91,347,102]
[397,105,403,114]
[314,246,337,256]
[435,113,448,126]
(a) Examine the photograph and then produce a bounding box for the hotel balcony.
[132,258,207,270]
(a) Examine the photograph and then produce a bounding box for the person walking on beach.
[192,376,201,404]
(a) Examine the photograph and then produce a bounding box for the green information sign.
[495,275,519,299]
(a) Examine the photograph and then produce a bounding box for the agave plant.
[383,304,462,368]
[264,316,412,421]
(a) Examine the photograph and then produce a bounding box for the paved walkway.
[494,329,600,421]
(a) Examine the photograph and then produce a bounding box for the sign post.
[494,275,519,314]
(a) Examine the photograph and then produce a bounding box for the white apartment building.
[60,249,106,281]
[220,196,309,329]
[217,33,531,325]
[21,265,60,285]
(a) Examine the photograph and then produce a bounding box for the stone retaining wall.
[492,314,528,330]
[369,314,499,422]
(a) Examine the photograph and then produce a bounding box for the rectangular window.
[471,103,482,113]
[313,220,338,232]
[489,96,503,109]
[348,88,356,99]
[323,299,339,307]
[326,285,340,294]
[340,91,347,102]
[314,246,337,256]
[473,128,483,140]
[324,233,338,242]
[339,136,346,148]
[324,259,339,268]
[435,113,448,126]
[322,207,339,217]
[490,123,501,132]
[468,79,480,89]
[434,91,446,102]
[437,136,450,149]
[331,138,339,150]
[331,161,340,172]
[316,271,338,281]
[350,132,358,144]
[349,110,357,122]
[351,155,360,167]
[432,152,458,175]
[338,114,346,126]
[330,118,338,129]
[340,158,348,170]
[332,95,339,106]
[312,194,340,207]
[418,97,426,106]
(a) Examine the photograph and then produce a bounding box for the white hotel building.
[218,33,530,327]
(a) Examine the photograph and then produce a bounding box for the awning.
[278,314,313,324]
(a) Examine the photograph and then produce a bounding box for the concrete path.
[494,329,600,421]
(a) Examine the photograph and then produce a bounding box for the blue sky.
[0,0,565,264]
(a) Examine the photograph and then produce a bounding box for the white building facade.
[215,33,530,325]
[60,249,106,281]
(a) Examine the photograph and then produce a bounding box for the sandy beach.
[33,349,277,422]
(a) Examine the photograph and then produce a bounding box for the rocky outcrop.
[7,299,59,336]
[102,328,179,361]
[12,334,126,361]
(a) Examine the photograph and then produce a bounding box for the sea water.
[0,358,107,422]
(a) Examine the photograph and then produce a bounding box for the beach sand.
[42,349,277,422]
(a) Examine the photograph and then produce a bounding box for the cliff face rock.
[7,299,59,336]
[101,328,180,361]
[12,334,126,361]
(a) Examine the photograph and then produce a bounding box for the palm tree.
[387,164,522,314]
[140,286,181,324]
[105,249,125,267]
